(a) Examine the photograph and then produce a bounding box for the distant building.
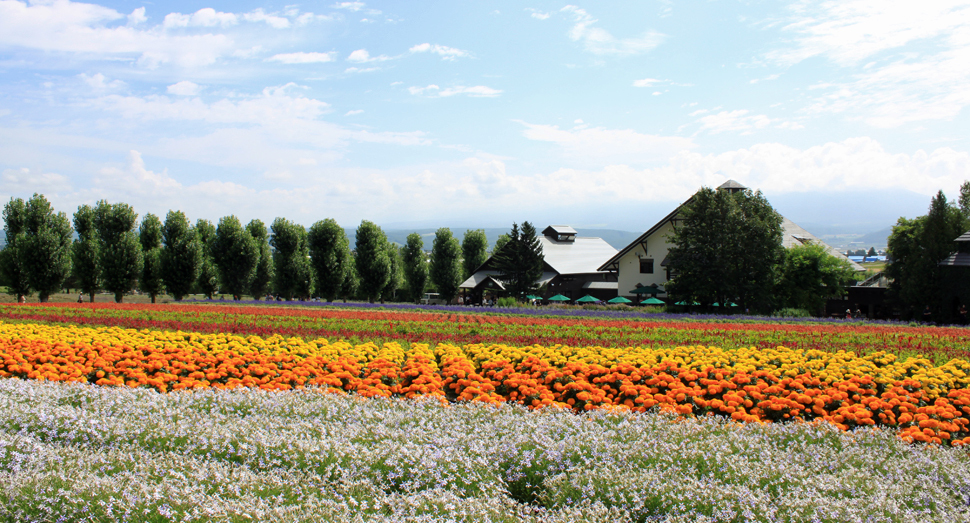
[597,180,865,300]
[459,225,619,301]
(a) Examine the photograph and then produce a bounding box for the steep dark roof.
[717,179,747,191]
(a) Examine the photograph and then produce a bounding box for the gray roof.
[460,232,615,289]
[539,235,617,275]
[781,217,865,271]
[941,253,970,267]
[717,179,747,191]
[956,231,970,242]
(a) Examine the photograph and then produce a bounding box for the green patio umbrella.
[674,301,700,306]
[575,295,599,303]
[607,296,633,304]
[642,297,665,305]
[547,294,571,302]
[525,295,541,300]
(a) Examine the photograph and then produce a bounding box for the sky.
[1,0,969,235]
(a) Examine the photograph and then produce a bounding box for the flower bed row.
[3,321,970,445]
[3,302,969,362]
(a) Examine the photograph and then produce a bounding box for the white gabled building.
[597,180,864,300]
[460,225,619,302]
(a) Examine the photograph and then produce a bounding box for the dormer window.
[543,225,577,242]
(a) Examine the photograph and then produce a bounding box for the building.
[597,180,865,301]
[459,225,619,302]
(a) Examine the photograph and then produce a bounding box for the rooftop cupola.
[717,180,748,194]
[543,225,577,243]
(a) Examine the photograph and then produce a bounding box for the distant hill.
[346,227,641,252]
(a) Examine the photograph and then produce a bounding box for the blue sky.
[1,0,968,234]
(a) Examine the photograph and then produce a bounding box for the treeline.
[0,194,501,304]
[886,186,970,323]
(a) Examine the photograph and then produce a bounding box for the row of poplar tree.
[0,193,508,304]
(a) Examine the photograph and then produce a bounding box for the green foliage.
[354,221,391,303]
[462,229,488,280]
[307,219,351,302]
[138,214,165,303]
[1,195,73,302]
[195,219,219,299]
[270,217,313,301]
[886,190,970,321]
[383,242,404,302]
[776,243,859,314]
[429,228,462,304]
[771,308,813,318]
[246,219,274,300]
[665,187,783,312]
[493,233,510,254]
[94,200,143,303]
[211,216,259,300]
[401,233,428,303]
[161,211,202,301]
[491,222,545,299]
[341,256,360,301]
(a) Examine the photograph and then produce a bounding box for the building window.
[640,259,654,274]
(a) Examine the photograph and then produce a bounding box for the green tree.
[212,216,259,300]
[886,190,969,321]
[960,181,970,218]
[0,198,30,301]
[307,219,351,302]
[195,219,219,299]
[867,247,877,258]
[493,233,511,254]
[777,243,859,314]
[462,229,488,280]
[94,200,143,303]
[0,195,73,302]
[401,232,428,303]
[246,219,274,300]
[665,187,783,312]
[354,220,391,303]
[72,204,101,302]
[161,211,202,301]
[341,256,360,302]
[429,228,462,303]
[491,222,545,300]
[138,213,165,303]
[382,242,404,303]
[270,218,312,301]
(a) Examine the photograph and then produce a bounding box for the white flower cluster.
[1,378,969,522]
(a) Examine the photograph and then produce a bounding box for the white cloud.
[526,8,550,20]
[0,167,71,194]
[409,43,470,60]
[163,8,238,28]
[561,5,665,56]
[96,150,182,196]
[242,8,290,29]
[517,120,695,164]
[127,7,146,26]
[166,81,201,96]
[268,52,336,64]
[331,2,381,15]
[345,66,379,73]
[409,85,502,98]
[345,109,363,116]
[771,0,970,127]
[696,110,773,134]
[79,73,125,91]
[347,48,393,63]
[633,78,661,87]
[0,0,235,68]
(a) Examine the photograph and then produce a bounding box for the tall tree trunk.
[88,292,96,303]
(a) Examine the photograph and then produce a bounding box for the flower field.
[3,378,970,522]
[3,302,970,445]
[2,302,969,362]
